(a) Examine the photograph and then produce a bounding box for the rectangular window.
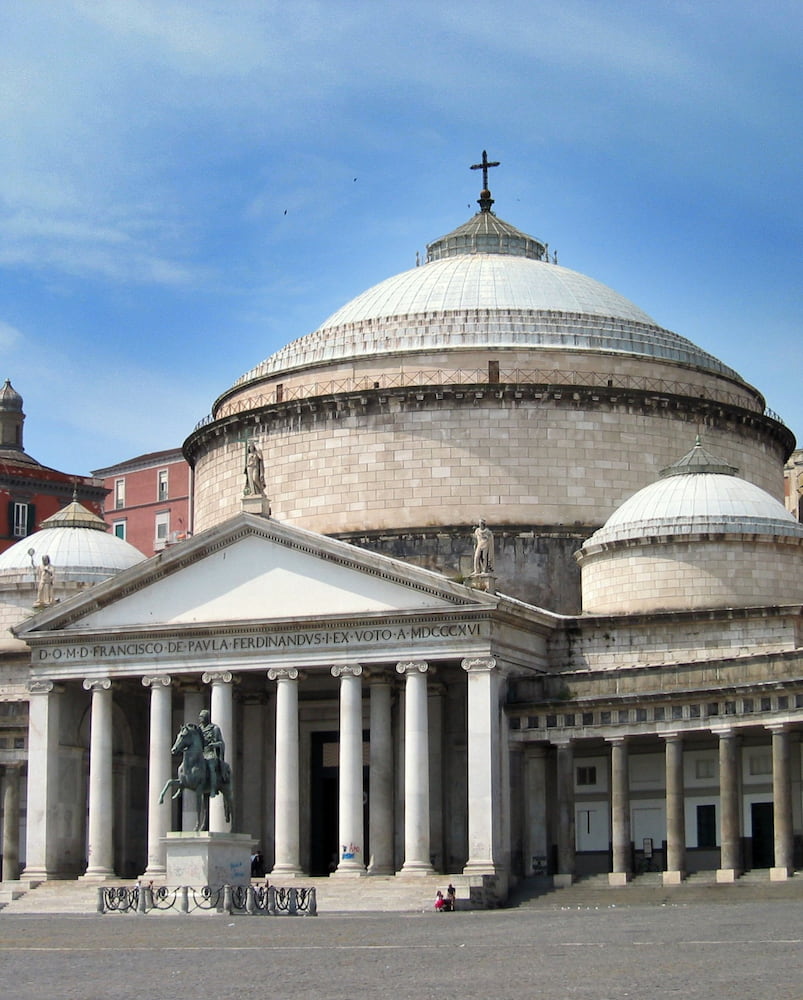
[157,469,169,501]
[154,511,170,549]
[113,520,127,540]
[576,765,597,786]
[748,754,772,776]
[13,501,29,537]
[114,478,126,509]
[697,804,717,848]
[695,758,715,780]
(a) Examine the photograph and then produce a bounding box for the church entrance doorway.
[309,730,370,875]
[750,801,774,869]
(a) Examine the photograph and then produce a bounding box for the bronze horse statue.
[158,723,233,832]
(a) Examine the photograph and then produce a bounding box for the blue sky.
[1,1,801,475]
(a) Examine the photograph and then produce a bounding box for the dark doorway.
[751,801,774,869]
[309,731,370,875]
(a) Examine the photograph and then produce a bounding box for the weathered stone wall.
[579,536,803,615]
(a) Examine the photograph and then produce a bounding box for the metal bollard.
[307,886,317,916]
[137,883,147,914]
[268,884,277,916]
[223,883,233,915]
[288,886,298,915]
[179,885,189,914]
[246,885,257,915]
[96,886,105,914]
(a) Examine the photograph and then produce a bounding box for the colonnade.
[544,725,796,886]
[22,655,503,881]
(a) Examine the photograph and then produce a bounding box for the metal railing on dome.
[191,367,783,433]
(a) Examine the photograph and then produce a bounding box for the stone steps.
[508,870,803,909]
[0,872,489,915]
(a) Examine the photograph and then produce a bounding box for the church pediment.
[16,514,492,635]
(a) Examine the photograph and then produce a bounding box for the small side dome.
[576,439,803,614]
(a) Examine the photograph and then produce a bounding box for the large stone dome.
[186,170,793,611]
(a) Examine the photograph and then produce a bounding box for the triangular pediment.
[16,514,492,636]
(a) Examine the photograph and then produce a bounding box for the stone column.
[2,763,22,881]
[368,673,394,875]
[203,671,234,833]
[82,678,115,879]
[24,680,61,879]
[332,664,366,875]
[396,661,434,875]
[717,727,742,881]
[141,675,172,878]
[608,737,632,885]
[662,732,686,884]
[461,657,504,876]
[554,738,575,887]
[181,686,204,833]
[768,723,793,880]
[269,668,303,876]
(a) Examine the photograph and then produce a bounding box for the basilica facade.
[5,166,803,900]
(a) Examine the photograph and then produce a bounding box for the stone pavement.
[3,901,803,1000]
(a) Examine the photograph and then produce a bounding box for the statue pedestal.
[241,494,271,517]
[164,832,254,888]
[469,572,496,593]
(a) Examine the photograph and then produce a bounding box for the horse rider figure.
[198,709,226,797]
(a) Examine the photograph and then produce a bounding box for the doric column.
[268,667,303,875]
[24,680,61,879]
[608,736,631,884]
[367,673,394,875]
[768,723,793,879]
[461,656,504,875]
[554,738,575,887]
[717,727,742,881]
[82,678,115,878]
[181,686,205,833]
[331,664,366,875]
[203,670,234,832]
[662,732,686,884]
[396,661,434,874]
[141,675,172,877]
[2,763,22,881]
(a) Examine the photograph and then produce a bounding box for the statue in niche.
[472,519,494,575]
[36,554,54,606]
[244,441,266,497]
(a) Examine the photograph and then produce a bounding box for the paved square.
[3,901,803,1000]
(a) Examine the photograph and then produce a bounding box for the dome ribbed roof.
[234,247,741,386]
[0,501,145,584]
[585,441,803,546]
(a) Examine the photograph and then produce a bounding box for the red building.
[0,379,107,554]
[92,449,191,557]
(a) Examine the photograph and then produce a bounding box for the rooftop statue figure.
[244,441,266,497]
[36,554,54,606]
[472,519,494,575]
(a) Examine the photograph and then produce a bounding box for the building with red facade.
[0,379,107,554]
[92,448,191,557]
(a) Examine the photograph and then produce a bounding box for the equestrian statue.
[158,710,233,832]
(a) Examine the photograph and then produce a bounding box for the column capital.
[605,735,629,747]
[142,674,172,689]
[551,736,574,749]
[396,660,428,676]
[27,679,54,695]
[82,677,112,693]
[331,663,363,679]
[202,670,233,685]
[712,725,739,740]
[366,668,393,685]
[461,656,497,674]
[766,722,792,735]
[268,667,302,682]
[658,731,684,743]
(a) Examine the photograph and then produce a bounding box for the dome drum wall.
[190,391,789,611]
[578,535,803,615]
